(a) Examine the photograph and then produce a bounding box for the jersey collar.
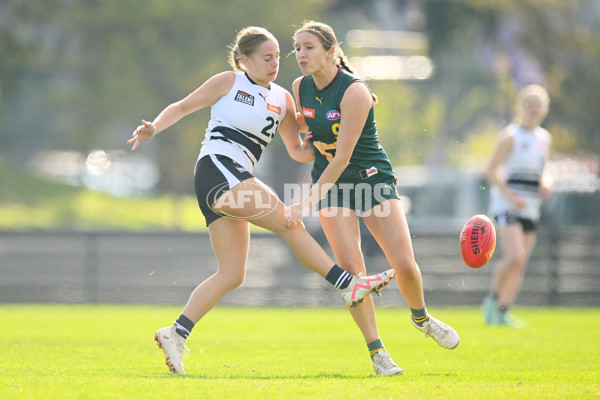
[314,66,343,92]
[244,72,271,90]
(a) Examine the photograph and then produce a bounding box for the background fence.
[1,226,598,307]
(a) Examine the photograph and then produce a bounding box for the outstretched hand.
[128,120,156,151]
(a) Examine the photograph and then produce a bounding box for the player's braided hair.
[229,26,275,71]
[293,21,378,104]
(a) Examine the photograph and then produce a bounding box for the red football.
[459,214,496,268]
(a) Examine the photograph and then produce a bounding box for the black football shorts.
[194,154,253,226]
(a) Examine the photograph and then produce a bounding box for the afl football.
[459,214,496,268]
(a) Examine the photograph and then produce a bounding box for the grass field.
[1,305,599,399]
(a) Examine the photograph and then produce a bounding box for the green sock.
[411,307,429,326]
[367,338,384,359]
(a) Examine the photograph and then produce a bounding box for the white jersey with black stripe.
[489,123,551,221]
[198,71,287,173]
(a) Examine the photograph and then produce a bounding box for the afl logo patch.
[326,110,341,121]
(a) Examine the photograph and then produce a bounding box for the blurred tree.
[0,0,326,195]
[1,0,598,200]
[423,0,600,157]
[326,0,600,166]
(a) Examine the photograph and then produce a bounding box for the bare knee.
[391,257,420,280]
[215,268,246,291]
[503,253,527,271]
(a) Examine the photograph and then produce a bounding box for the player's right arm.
[128,71,235,151]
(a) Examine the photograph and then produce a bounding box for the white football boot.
[338,269,395,307]
[411,315,460,349]
[372,349,404,376]
[154,326,189,374]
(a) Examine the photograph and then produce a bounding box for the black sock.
[174,314,194,340]
[325,264,353,289]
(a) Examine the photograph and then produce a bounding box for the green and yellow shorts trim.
[316,177,400,216]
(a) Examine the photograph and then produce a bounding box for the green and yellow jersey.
[299,67,395,186]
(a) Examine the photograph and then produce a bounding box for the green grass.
[1,306,599,399]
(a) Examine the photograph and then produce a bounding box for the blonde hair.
[228,26,276,71]
[293,20,377,104]
[514,84,550,124]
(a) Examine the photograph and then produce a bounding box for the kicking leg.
[213,178,394,306]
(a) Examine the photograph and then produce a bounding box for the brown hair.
[293,20,377,104]
[228,26,276,71]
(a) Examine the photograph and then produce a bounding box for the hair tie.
[233,44,238,51]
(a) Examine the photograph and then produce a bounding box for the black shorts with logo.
[194,154,253,226]
[494,211,537,232]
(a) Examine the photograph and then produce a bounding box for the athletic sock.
[410,307,429,327]
[367,338,385,359]
[325,264,353,289]
[173,314,195,340]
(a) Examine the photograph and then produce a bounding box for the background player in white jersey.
[128,26,393,375]
[483,84,553,327]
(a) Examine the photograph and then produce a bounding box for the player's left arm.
[279,90,315,163]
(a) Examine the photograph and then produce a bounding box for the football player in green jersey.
[286,21,461,373]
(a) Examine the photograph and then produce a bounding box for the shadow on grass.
[143,372,388,380]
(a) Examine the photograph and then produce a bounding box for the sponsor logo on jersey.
[267,103,281,115]
[326,110,341,121]
[359,166,378,180]
[234,90,254,106]
[303,107,315,118]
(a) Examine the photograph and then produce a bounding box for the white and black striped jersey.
[197,71,287,173]
[489,123,551,221]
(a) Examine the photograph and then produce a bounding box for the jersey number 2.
[261,117,279,139]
